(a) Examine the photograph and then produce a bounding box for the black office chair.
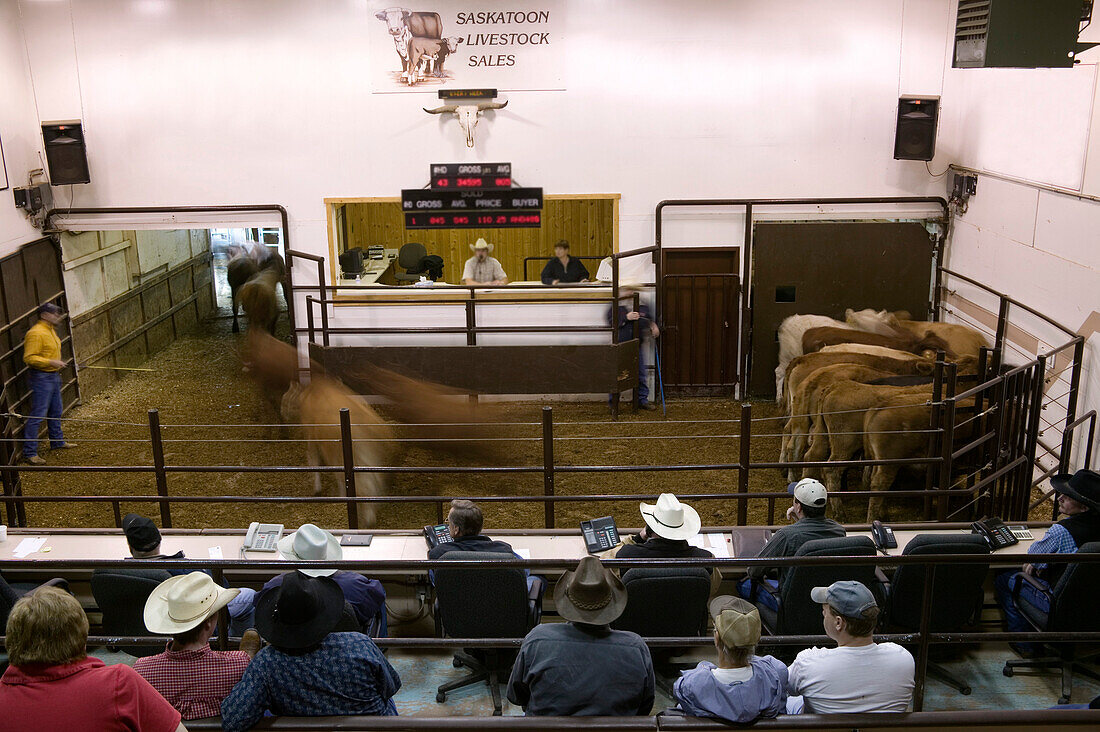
[1,573,70,629]
[1003,541,1100,704]
[746,536,881,639]
[611,567,711,693]
[433,551,542,715]
[883,533,990,695]
[90,568,172,657]
[394,242,428,282]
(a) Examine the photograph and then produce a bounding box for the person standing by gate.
[21,303,76,465]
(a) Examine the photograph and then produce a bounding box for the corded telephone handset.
[971,516,1019,550]
[424,524,454,549]
[871,520,897,550]
[243,522,283,552]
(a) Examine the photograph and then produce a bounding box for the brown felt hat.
[553,556,627,625]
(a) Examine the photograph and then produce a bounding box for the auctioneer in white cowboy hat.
[277,523,342,577]
[469,238,494,253]
[144,572,241,634]
[639,493,702,541]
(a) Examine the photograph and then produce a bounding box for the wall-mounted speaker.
[42,121,90,185]
[893,97,939,161]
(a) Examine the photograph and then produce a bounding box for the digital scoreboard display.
[401,187,543,212]
[404,162,541,229]
[405,211,542,229]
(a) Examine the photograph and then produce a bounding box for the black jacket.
[427,534,517,559]
[541,256,590,285]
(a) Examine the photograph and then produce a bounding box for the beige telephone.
[243,522,283,552]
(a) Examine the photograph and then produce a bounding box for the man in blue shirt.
[995,469,1100,655]
[220,571,400,731]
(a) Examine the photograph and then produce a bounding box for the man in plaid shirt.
[135,572,261,720]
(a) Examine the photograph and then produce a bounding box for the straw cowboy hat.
[278,523,342,577]
[639,493,702,541]
[255,571,344,649]
[144,572,241,635]
[1051,469,1100,512]
[469,238,493,253]
[553,556,628,625]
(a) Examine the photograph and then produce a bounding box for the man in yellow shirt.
[22,303,75,464]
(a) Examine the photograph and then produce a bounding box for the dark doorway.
[660,248,740,393]
[0,238,76,525]
[749,221,935,397]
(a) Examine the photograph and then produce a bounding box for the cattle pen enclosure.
[0,195,1093,533]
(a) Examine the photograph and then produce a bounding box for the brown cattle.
[783,351,930,413]
[896,320,988,360]
[802,380,932,515]
[239,253,286,335]
[863,391,977,521]
[227,251,259,333]
[781,360,935,481]
[801,326,954,358]
[817,343,928,360]
[247,333,392,528]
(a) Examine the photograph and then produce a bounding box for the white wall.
[11,0,950,265]
[0,0,49,256]
[936,2,1100,469]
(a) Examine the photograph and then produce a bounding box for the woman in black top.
[541,240,590,284]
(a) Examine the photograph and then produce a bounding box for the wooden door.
[660,249,740,393]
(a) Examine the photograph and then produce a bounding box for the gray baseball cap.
[788,478,827,507]
[810,580,877,617]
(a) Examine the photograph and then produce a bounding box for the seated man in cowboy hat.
[506,556,654,716]
[995,468,1100,656]
[738,479,846,612]
[123,513,256,632]
[253,523,387,635]
[617,493,714,560]
[673,596,788,723]
[220,572,401,731]
[462,238,508,286]
[135,573,261,720]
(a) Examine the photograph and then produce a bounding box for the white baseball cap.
[788,478,828,508]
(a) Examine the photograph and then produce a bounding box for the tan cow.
[863,390,978,521]
[246,333,393,528]
[895,320,989,360]
[802,326,953,358]
[804,380,933,517]
[818,343,929,360]
[782,360,935,481]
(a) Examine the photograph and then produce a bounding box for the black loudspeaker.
[893,97,939,161]
[42,121,90,185]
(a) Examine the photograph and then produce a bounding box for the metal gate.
[660,273,739,392]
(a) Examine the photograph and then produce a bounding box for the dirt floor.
[16,313,1049,531]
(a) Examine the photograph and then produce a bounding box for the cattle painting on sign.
[368,1,564,93]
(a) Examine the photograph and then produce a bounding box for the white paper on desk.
[208,546,224,559]
[709,540,731,559]
[688,535,707,549]
[514,548,532,559]
[707,534,727,549]
[12,537,46,558]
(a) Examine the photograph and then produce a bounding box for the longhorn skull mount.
[423,100,508,148]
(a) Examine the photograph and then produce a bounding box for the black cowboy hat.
[255,571,344,649]
[1051,469,1100,513]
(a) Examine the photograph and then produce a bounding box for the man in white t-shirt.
[786,581,914,714]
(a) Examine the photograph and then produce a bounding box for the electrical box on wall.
[13,184,50,213]
[954,0,1090,68]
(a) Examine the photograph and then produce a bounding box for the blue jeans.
[995,570,1051,652]
[738,577,779,612]
[23,369,64,457]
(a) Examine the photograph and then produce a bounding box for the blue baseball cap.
[810,580,877,617]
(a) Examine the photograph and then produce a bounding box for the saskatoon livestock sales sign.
[368,1,564,92]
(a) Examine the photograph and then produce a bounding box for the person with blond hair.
[0,587,185,732]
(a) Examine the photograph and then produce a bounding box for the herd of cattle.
[375,8,460,85]
[775,309,990,521]
[227,243,287,335]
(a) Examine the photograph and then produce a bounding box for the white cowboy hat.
[639,493,701,541]
[469,238,493,253]
[277,523,342,577]
[144,572,241,635]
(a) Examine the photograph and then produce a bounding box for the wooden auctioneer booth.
[309,192,648,408]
